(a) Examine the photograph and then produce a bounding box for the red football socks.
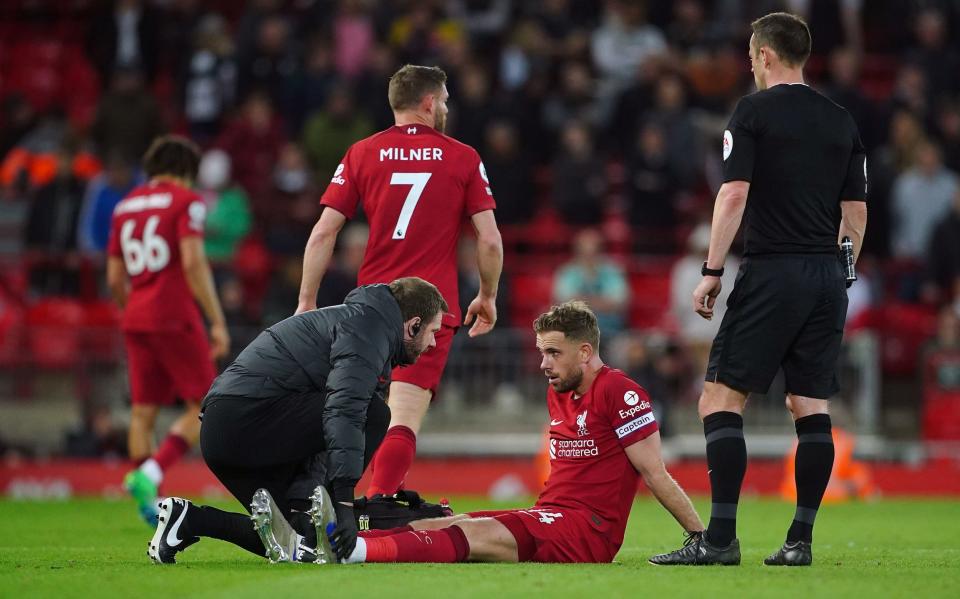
[153,433,190,471]
[366,425,416,496]
[358,526,469,563]
[358,525,414,538]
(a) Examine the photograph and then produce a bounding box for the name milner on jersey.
[379,147,443,161]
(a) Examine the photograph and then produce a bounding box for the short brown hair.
[142,135,202,182]
[388,65,447,112]
[389,277,448,324]
[533,301,600,351]
[751,12,811,67]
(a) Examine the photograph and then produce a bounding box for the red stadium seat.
[4,40,64,112]
[627,262,675,330]
[0,297,24,368]
[510,271,555,328]
[83,300,122,364]
[25,298,85,369]
[878,303,938,376]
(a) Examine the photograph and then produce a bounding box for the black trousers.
[199,393,390,518]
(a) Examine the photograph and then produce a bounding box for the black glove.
[330,501,358,561]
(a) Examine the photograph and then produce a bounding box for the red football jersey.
[536,366,659,549]
[320,125,496,326]
[107,180,206,332]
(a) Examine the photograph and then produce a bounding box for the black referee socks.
[787,413,835,543]
[703,411,746,548]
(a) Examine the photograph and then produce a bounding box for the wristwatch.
[701,262,724,277]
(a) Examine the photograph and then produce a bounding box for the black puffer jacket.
[202,284,406,500]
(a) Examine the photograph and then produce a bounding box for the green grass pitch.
[1,496,958,598]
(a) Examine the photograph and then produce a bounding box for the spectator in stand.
[822,46,876,150]
[86,0,161,84]
[24,139,86,295]
[625,121,679,250]
[235,0,283,62]
[320,222,369,309]
[450,66,495,152]
[905,7,960,102]
[196,149,251,268]
[551,120,607,225]
[884,63,929,124]
[64,405,127,459]
[333,0,376,80]
[590,0,666,91]
[302,85,374,182]
[263,143,318,256]
[77,150,142,254]
[643,73,699,188]
[387,3,464,65]
[670,222,737,380]
[450,0,512,55]
[236,14,298,107]
[284,39,339,135]
[787,0,863,58]
[866,110,926,257]
[935,100,960,174]
[1,109,77,196]
[90,66,165,162]
[553,228,628,338]
[0,94,35,163]
[482,120,534,225]
[926,189,960,304]
[158,0,206,79]
[261,222,368,328]
[891,140,958,263]
[215,91,286,203]
[354,44,402,131]
[542,61,602,134]
[666,0,724,54]
[180,14,237,144]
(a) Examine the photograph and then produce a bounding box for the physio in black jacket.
[152,277,448,563]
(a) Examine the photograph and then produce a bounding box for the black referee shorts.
[199,392,390,515]
[705,253,848,398]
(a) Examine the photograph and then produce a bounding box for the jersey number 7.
[390,172,432,239]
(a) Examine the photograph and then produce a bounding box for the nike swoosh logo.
[166,502,188,547]
[550,419,564,426]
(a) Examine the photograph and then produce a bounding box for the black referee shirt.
[722,83,867,256]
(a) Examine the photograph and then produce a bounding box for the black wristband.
[701,262,724,277]
[331,482,357,503]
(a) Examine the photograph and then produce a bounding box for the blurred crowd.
[2,0,960,452]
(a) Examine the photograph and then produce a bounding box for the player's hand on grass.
[209,323,230,360]
[692,276,722,320]
[330,502,358,561]
[464,295,497,337]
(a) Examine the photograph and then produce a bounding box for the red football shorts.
[124,327,216,406]
[467,507,617,563]
[391,324,456,395]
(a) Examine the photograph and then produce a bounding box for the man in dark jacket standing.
[147,277,448,564]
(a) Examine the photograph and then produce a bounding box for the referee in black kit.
[650,13,867,567]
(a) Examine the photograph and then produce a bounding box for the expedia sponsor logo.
[331,163,346,185]
[618,400,651,420]
[550,438,599,459]
[615,412,656,439]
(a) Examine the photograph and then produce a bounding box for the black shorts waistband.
[743,252,840,263]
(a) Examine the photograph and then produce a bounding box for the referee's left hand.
[692,276,723,320]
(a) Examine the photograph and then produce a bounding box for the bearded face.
[548,365,584,393]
